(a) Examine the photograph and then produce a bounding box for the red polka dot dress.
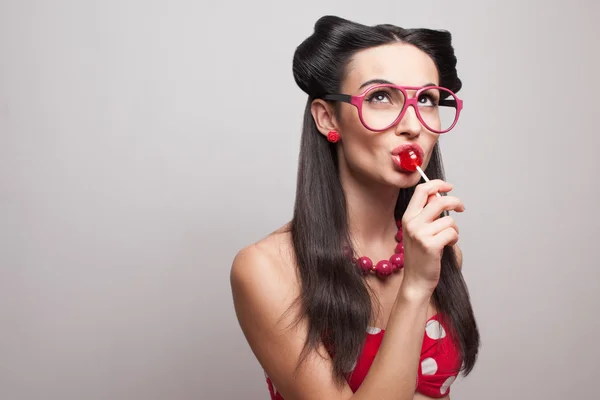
[265,314,461,399]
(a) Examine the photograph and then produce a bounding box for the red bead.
[395,242,404,254]
[350,219,408,279]
[395,229,403,242]
[375,260,393,278]
[390,253,404,270]
[357,256,373,274]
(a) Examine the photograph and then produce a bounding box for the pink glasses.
[322,84,463,134]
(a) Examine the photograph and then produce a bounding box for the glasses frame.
[322,84,463,134]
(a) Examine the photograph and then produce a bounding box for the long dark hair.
[288,15,479,385]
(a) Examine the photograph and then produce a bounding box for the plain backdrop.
[1,0,599,399]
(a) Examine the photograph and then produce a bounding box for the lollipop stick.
[416,166,441,198]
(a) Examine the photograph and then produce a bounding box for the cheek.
[339,127,388,171]
[422,137,440,167]
[339,109,377,148]
[339,103,363,131]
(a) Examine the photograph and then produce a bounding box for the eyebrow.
[358,79,438,90]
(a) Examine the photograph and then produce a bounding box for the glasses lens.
[417,88,458,133]
[361,86,405,130]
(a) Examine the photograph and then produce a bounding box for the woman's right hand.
[400,179,465,296]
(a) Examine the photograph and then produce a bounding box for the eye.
[366,90,392,104]
[418,92,439,107]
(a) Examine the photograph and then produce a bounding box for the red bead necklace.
[347,219,405,278]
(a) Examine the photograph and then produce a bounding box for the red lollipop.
[398,148,441,198]
[398,149,423,172]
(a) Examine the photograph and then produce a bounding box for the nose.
[394,104,422,138]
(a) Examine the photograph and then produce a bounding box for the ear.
[310,99,339,138]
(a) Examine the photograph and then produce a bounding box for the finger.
[424,215,459,236]
[418,195,465,222]
[431,227,459,249]
[426,193,438,205]
[403,180,454,221]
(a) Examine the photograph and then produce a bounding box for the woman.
[230,15,480,400]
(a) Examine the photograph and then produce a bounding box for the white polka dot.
[440,376,456,395]
[366,326,382,335]
[421,357,438,375]
[425,320,446,340]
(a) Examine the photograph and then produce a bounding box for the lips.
[391,144,425,172]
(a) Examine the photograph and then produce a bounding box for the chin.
[388,171,421,189]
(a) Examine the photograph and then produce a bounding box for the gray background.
[1,0,598,399]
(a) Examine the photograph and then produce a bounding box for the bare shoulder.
[229,222,302,347]
[229,224,353,399]
[230,223,298,295]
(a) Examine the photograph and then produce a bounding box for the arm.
[230,244,430,400]
[354,283,431,400]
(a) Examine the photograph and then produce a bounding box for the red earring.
[327,130,340,143]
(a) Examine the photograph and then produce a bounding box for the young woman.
[230,15,480,400]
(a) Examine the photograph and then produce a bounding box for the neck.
[340,168,399,252]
